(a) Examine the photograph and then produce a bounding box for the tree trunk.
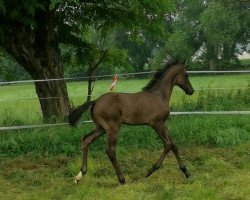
[206,45,218,71]
[87,65,95,102]
[34,70,70,122]
[3,9,70,121]
[209,59,217,71]
[86,50,108,102]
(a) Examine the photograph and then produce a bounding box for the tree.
[200,1,241,70]
[62,25,133,102]
[0,0,176,121]
[115,30,160,72]
[0,49,30,81]
[0,1,70,121]
[154,0,249,70]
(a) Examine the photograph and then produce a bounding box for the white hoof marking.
[75,171,83,183]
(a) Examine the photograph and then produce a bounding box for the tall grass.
[0,142,250,200]
[0,74,250,199]
[0,74,249,156]
[0,115,249,156]
[173,87,250,111]
[0,74,249,125]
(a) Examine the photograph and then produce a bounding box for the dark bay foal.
[69,61,194,184]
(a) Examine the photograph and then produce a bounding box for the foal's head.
[175,64,194,95]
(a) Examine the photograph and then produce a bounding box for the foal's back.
[92,92,169,126]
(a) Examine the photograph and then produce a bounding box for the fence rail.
[1,70,250,85]
[1,70,249,131]
[0,70,249,102]
[0,86,249,103]
[0,111,249,132]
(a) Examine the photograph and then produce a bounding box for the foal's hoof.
[119,179,126,185]
[180,166,190,178]
[185,171,191,178]
[146,172,152,178]
[74,179,79,184]
[74,177,82,184]
[146,164,159,178]
[74,171,83,184]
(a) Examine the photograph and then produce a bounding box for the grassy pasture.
[0,73,249,125]
[0,142,249,200]
[0,73,250,199]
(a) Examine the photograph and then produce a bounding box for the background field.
[0,142,250,200]
[0,73,249,125]
[0,74,250,199]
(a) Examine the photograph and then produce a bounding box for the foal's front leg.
[170,138,190,178]
[146,122,172,177]
[146,123,190,178]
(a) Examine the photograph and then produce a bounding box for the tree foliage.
[200,2,241,62]
[153,0,249,70]
[0,49,30,81]
[0,0,176,120]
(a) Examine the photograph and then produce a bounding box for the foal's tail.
[68,100,96,126]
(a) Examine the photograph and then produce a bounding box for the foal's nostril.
[186,89,194,95]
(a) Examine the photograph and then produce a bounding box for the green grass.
[0,74,249,199]
[0,115,249,156]
[0,142,249,200]
[0,74,249,154]
[0,74,249,125]
[0,75,250,155]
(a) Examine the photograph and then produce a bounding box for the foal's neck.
[150,67,179,103]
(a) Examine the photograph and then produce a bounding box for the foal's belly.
[120,96,167,125]
[94,92,168,125]
[121,108,150,125]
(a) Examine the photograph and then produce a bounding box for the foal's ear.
[183,60,191,70]
[180,63,186,70]
[182,66,186,73]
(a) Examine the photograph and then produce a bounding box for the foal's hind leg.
[105,126,125,184]
[75,126,105,183]
[170,138,190,178]
[146,123,172,177]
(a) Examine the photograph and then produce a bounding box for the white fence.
[0,70,249,131]
[0,70,250,85]
[0,111,250,132]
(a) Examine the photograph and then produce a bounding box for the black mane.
[142,60,180,91]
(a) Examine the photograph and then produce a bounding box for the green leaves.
[1,0,177,69]
[0,0,5,12]
[166,31,196,62]
[161,0,248,69]
[131,0,176,39]
[0,0,46,27]
[201,2,240,51]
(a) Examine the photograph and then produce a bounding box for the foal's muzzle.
[185,88,194,95]
[178,84,194,95]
